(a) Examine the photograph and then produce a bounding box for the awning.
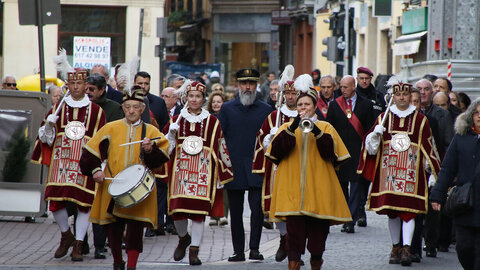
[394,31,428,56]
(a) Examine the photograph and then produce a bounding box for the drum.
[108,164,155,208]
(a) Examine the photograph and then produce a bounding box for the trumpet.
[299,118,314,133]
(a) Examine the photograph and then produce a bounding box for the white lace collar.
[64,94,90,108]
[280,104,298,117]
[390,104,416,118]
[180,107,210,123]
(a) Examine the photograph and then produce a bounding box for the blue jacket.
[430,129,480,227]
[218,96,272,189]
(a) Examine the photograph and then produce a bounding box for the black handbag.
[444,182,474,217]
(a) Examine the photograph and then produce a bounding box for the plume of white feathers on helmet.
[173,79,193,104]
[278,64,295,91]
[385,75,403,95]
[293,74,314,93]
[115,56,139,95]
[52,48,74,81]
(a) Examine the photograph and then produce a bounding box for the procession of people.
[23,45,477,270]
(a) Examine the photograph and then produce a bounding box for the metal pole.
[137,8,144,71]
[36,0,46,92]
[159,38,165,91]
[344,0,349,75]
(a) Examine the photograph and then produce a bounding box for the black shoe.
[357,217,367,227]
[94,248,106,259]
[155,227,166,236]
[249,249,264,260]
[25,216,35,223]
[228,253,246,262]
[145,228,156,237]
[425,247,437,258]
[263,220,274,230]
[410,253,421,263]
[165,224,175,233]
[438,246,449,252]
[342,222,355,233]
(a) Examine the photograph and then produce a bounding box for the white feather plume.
[52,48,74,80]
[173,79,193,103]
[116,56,139,94]
[293,74,314,93]
[278,64,295,91]
[385,75,404,95]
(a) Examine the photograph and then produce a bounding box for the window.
[58,5,126,67]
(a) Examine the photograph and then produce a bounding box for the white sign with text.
[73,36,111,69]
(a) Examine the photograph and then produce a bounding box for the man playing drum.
[79,87,170,270]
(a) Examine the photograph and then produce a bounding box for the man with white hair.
[2,75,17,90]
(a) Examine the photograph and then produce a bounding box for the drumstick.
[119,136,163,147]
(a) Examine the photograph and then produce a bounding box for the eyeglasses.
[214,88,223,91]
[5,83,16,87]
[473,111,480,117]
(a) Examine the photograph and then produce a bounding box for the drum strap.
[139,122,146,162]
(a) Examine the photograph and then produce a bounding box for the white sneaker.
[219,217,228,226]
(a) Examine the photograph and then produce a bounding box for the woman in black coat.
[430,97,480,270]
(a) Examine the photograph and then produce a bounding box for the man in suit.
[218,68,272,262]
[316,75,340,120]
[91,64,123,104]
[326,75,374,234]
[134,71,170,131]
[161,87,182,118]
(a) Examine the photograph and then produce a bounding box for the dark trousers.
[439,211,453,248]
[424,200,440,248]
[411,215,424,257]
[92,223,107,250]
[455,225,480,270]
[340,176,369,223]
[227,188,263,254]
[106,219,144,263]
[156,179,168,228]
[286,216,329,261]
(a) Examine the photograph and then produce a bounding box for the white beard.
[239,90,256,106]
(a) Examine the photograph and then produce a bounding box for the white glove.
[46,114,59,126]
[428,174,436,188]
[365,132,381,155]
[270,127,279,136]
[168,123,180,135]
[373,125,386,136]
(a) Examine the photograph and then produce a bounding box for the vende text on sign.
[73,36,111,69]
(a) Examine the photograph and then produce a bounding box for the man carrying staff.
[357,79,441,266]
[79,87,170,270]
[31,49,106,261]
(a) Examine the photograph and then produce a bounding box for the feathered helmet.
[386,76,412,96]
[53,48,87,81]
[122,85,145,103]
[294,74,317,103]
[173,79,193,104]
[115,56,140,94]
[279,64,295,92]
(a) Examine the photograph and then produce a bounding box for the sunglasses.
[5,83,16,87]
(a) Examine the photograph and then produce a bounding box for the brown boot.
[275,235,287,262]
[389,243,402,264]
[113,261,125,270]
[400,245,412,266]
[54,229,75,258]
[189,246,202,265]
[310,258,324,270]
[70,240,84,261]
[173,233,191,261]
[288,260,301,270]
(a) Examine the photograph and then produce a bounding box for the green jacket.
[94,93,124,122]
